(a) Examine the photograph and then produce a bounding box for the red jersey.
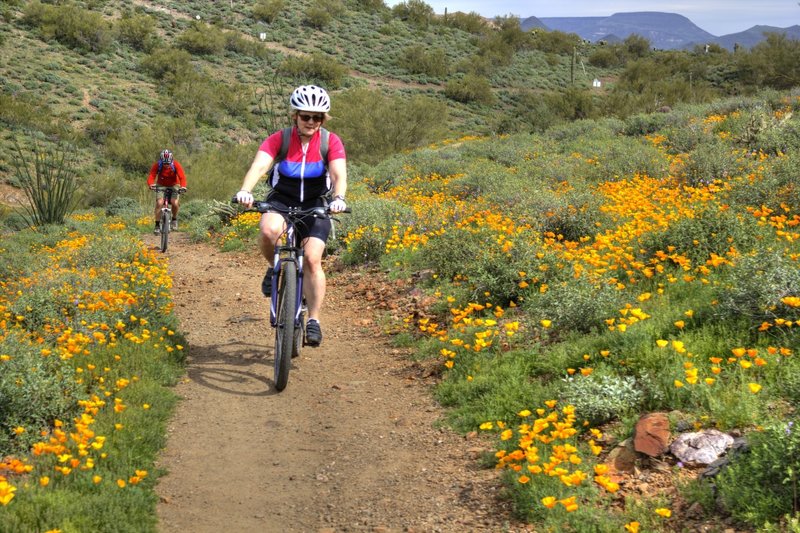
[147,160,187,188]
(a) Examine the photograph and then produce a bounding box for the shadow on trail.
[184,340,297,396]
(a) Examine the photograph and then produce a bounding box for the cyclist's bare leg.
[154,197,166,223]
[170,196,180,218]
[258,212,286,265]
[303,236,326,322]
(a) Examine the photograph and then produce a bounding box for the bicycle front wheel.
[274,261,296,391]
[160,211,170,252]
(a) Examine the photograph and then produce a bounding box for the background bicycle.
[154,187,184,253]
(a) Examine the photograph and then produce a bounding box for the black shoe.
[261,267,274,297]
[306,319,322,347]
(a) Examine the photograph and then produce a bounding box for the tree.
[391,0,434,27]
[737,33,800,89]
[623,34,651,59]
[329,88,449,163]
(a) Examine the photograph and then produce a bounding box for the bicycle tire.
[160,210,170,253]
[274,261,296,391]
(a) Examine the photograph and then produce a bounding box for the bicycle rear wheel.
[274,261,296,391]
[160,210,170,252]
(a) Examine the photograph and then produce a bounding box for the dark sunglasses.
[298,114,324,123]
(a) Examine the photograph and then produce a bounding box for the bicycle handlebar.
[230,197,351,216]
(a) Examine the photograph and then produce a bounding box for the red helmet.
[160,149,174,164]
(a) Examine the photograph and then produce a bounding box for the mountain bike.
[232,198,349,391]
[155,187,184,253]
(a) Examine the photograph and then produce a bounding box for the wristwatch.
[333,195,345,201]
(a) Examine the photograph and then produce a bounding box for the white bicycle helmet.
[289,85,331,112]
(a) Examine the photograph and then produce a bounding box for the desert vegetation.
[1,0,800,530]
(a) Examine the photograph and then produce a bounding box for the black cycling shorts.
[265,192,331,243]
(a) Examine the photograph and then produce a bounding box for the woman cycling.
[235,85,348,347]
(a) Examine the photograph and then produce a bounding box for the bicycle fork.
[269,247,305,329]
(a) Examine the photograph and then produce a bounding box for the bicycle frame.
[269,211,305,331]
[161,188,174,216]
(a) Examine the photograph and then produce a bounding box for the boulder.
[633,413,671,457]
[670,429,734,465]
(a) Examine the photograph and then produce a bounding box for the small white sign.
[592,78,602,88]
[259,32,267,41]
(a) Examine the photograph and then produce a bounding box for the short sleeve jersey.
[258,127,346,203]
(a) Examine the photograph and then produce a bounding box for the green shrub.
[165,73,236,125]
[179,143,254,202]
[454,53,494,76]
[23,1,113,53]
[105,197,141,217]
[177,22,226,56]
[253,0,284,23]
[713,247,800,326]
[531,29,581,55]
[737,33,800,90]
[397,45,449,77]
[391,0,433,27]
[83,168,146,209]
[0,335,81,457]
[278,53,348,89]
[329,88,449,164]
[637,203,763,267]
[717,418,800,527]
[494,89,562,134]
[681,139,740,186]
[526,188,604,242]
[115,11,158,51]
[546,87,597,121]
[304,6,331,29]
[441,10,488,34]
[353,0,387,10]
[523,275,626,335]
[622,111,670,136]
[406,222,541,304]
[444,73,494,105]
[336,196,414,264]
[84,110,127,144]
[725,152,800,211]
[0,92,61,134]
[558,371,644,425]
[587,46,624,68]
[303,0,344,28]
[224,33,271,59]
[139,47,193,81]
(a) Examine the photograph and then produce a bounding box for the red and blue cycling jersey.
[258,127,346,203]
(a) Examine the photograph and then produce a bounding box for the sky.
[384,1,800,36]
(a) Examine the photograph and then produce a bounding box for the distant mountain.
[520,15,548,31]
[521,11,798,51]
[710,25,800,50]
[528,12,715,50]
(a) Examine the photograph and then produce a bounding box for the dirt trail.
[153,233,528,532]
